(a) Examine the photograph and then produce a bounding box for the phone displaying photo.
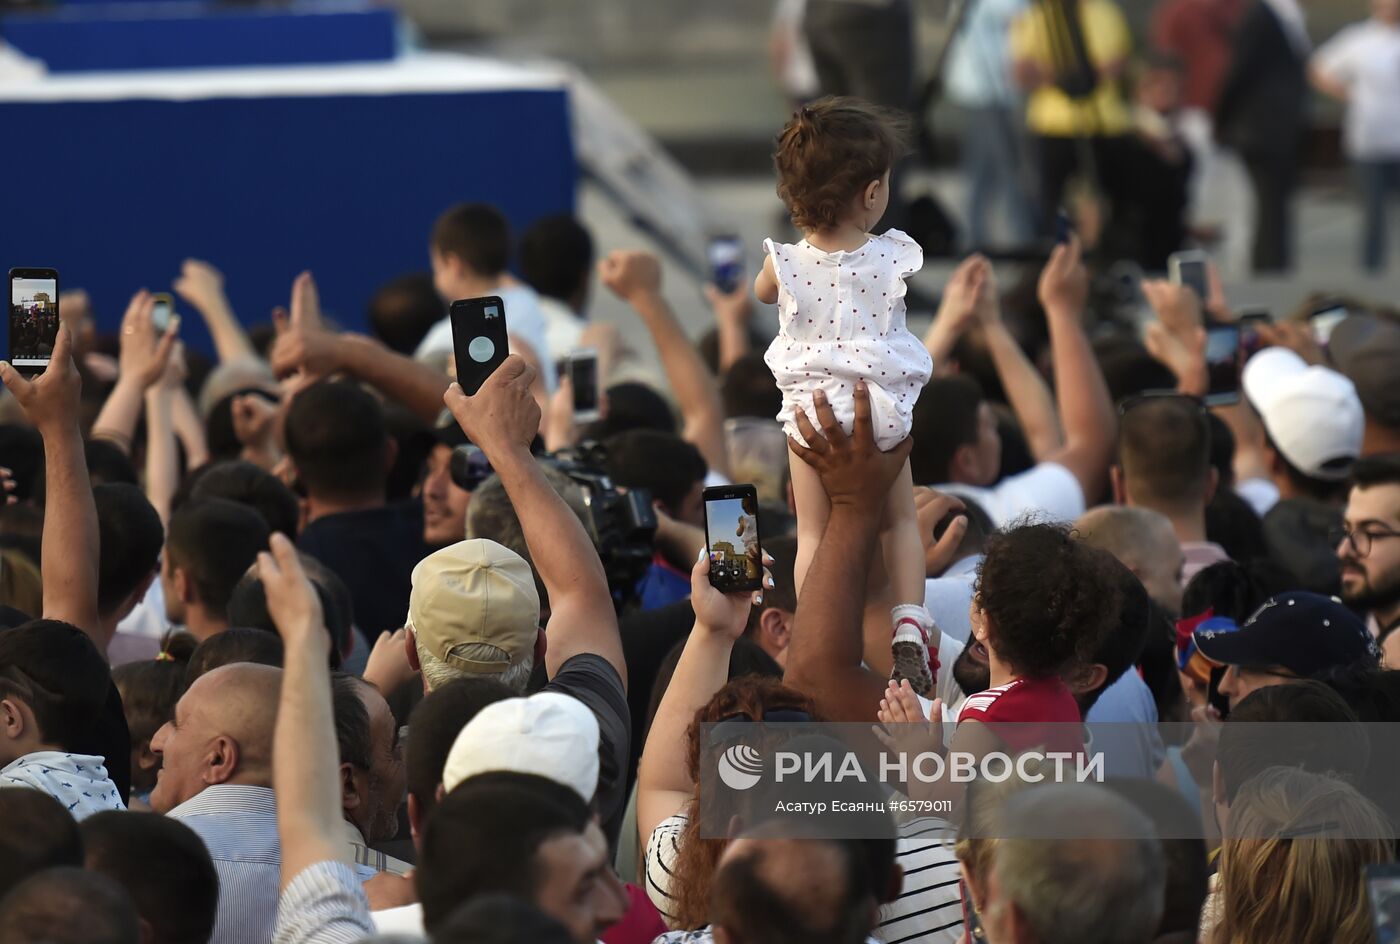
[8,268,60,378]
[1168,250,1210,302]
[703,484,762,594]
[707,235,744,294]
[1204,323,1242,407]
[151,292,174,333]
[569,347,600,423]
[1310,304,1348,347]
[1238,307,1271,360]
[450,295,509,396]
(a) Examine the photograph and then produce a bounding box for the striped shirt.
[169,785,282,944]
[272,861,375,944]
[643,814,963,944]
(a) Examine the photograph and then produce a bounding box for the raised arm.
[636,552,763,845]
[1,328,101,641]
[781,385,912,722]
[144,344,187,527]
[173,258,258,365]
[444,356,626,688]
[922,255,985,372]
[90,291,179,451]
[1035,236,1116,505]
[705,282,755,373]
[976,262,1063,459]
[600,251,732,481]
[260,533,344,887]
[269,271,450,423]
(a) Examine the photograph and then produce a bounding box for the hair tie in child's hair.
[155,650,175,663]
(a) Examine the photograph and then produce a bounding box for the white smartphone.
[569,347,600,423]
[1168,250,1210,302]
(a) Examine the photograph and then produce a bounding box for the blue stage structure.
[0,54,576,354]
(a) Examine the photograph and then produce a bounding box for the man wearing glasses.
[1338,455,1400,661]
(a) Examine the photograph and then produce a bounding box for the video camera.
[448,439,658,609]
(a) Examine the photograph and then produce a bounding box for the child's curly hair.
[773,96,908,232]
[975,522,1124,678]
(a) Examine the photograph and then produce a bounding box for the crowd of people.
[4,53,1400,944]
[772,0,1400,274]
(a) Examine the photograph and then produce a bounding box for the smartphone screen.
[450,296,509,396]
[703,484,762,593]
[151,293,174,333]
[1366,864,1400,944]
[8,268,60,377]
[1204,323,1242,407]
[1310,305,1348,346]
[1169,251,1210,302]
[1054,208,1073,245]
[707,236,744,294]
[569,348,600,421]
[1238,308,1271,360]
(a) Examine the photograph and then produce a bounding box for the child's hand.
[599,250,662,304]
[874,679,943,764]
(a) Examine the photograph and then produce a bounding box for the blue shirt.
[945,0,1028,107]
[170,785,282,944]
[1085,670,1166,778]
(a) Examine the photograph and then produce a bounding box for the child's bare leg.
[788,446,830,600]
[884,459,937,697]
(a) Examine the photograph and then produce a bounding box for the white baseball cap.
[441,692,600,802]
[1242,348,1363,481]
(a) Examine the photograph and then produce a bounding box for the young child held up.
[755,96,937,696]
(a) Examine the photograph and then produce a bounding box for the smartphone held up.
[450,295,510,396]
[568,347,601,423]
[703,484,762,594]
[8,267,60,377]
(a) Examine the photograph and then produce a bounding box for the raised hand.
[598,250,662,304]
[0,325,81,434]
[789,384,912,510]
[118,290,180,389]
[269,272,340,379]
[443,354,541,455]
[1038,233,1089,319]
[690,547,774,634]
[173,259,229,314]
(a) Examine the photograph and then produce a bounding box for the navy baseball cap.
[1194,592,1380,678]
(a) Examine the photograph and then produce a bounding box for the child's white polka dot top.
[762,228,933,451]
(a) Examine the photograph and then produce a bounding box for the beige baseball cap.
[408,539,540,673]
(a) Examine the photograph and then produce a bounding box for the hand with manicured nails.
[690,548,775,635]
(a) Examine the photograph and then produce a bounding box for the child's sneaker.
[891,603,937,698]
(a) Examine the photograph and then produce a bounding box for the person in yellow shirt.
[1010,0,1134,236]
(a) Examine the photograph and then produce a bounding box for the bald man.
[1076,505,1185,613]
[150,663,283,944]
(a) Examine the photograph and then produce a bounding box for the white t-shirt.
[370,902,425,937]
[414,284,557,392]
[1314,19,1400,159]
[939,461,1085,528]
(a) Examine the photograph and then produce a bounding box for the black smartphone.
[1168,250,1209,302]
[1054,208,1073,245]
[151,292,174,333]
[1238,307,1271,360]
[1369,864,1400,944]
[8,267,59,378]
[707,235,744,294]
[703,484,762,593]
[1204,323,1242,407]
[569,347,600,423]
[1309,302,1348,347]
[450,295,509,396]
